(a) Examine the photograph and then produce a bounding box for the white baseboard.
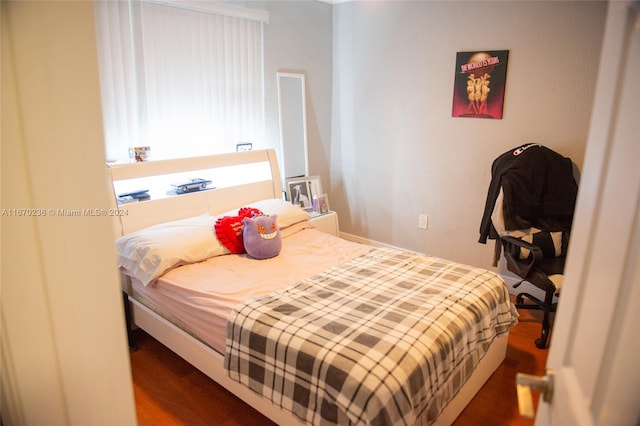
[502,274,526,294]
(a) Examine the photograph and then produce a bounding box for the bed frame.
[108,149,509,425]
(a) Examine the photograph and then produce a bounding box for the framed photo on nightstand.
[306,176,322,201]
[286,176,322,211]
[287,179,312,210]
[315,193,329,214]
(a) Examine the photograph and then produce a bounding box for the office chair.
[479,143,578,349]
[500,230,568,348]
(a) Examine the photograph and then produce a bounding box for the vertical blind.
[95,0,266,163]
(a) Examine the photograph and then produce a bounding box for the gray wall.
[250,0,607,274]
[259,1,333,189]
[330,1,607,271]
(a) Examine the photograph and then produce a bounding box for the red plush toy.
[214,207,263,254]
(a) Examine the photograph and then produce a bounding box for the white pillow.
[217,198,311,229]
[116,214,228,286]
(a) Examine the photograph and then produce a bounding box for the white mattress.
[132,221,372,353]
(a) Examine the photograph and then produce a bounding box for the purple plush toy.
[242,214,282,259]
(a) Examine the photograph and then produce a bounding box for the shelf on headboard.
[107,149,283,236]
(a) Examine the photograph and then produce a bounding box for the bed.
[108,149,518,425]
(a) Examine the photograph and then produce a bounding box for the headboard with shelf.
[107,149,282,237]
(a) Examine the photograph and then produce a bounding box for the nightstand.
[310,211,339,237]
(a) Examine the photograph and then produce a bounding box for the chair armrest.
[500,235,544,278]
[500,235,543,260]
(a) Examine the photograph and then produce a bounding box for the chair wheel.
[535,338,547,349]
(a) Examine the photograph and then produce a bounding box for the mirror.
[277,72,308,182]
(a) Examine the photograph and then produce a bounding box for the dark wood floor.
[130,299,548,425]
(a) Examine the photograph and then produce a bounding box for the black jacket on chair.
[478,143,578,348]
[479,143,578,244]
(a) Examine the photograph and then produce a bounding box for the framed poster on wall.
[451,50,509,119]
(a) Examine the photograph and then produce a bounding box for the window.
[95,0,268,163]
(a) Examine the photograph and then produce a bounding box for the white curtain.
[95,0,265,163]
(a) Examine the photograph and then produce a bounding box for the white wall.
[1,2,136,423]
[331,0,608,273]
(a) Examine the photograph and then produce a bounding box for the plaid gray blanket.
[225,248,518,425]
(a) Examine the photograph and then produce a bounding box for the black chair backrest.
[479,143,578,244]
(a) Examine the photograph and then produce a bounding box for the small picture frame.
[287,179,313,210]
[306,176,322,201]
[315,193,330,214]
[133,146,151,162]
[236,142,253,152]
[286,176,322,211]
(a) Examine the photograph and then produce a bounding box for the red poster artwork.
[452,50,509,119]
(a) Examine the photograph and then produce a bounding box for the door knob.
[516,369,554,419]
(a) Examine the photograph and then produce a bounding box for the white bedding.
[131,221,372,353]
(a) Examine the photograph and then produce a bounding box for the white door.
[531,2,640,424]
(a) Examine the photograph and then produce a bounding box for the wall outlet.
[418,214,428,230]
